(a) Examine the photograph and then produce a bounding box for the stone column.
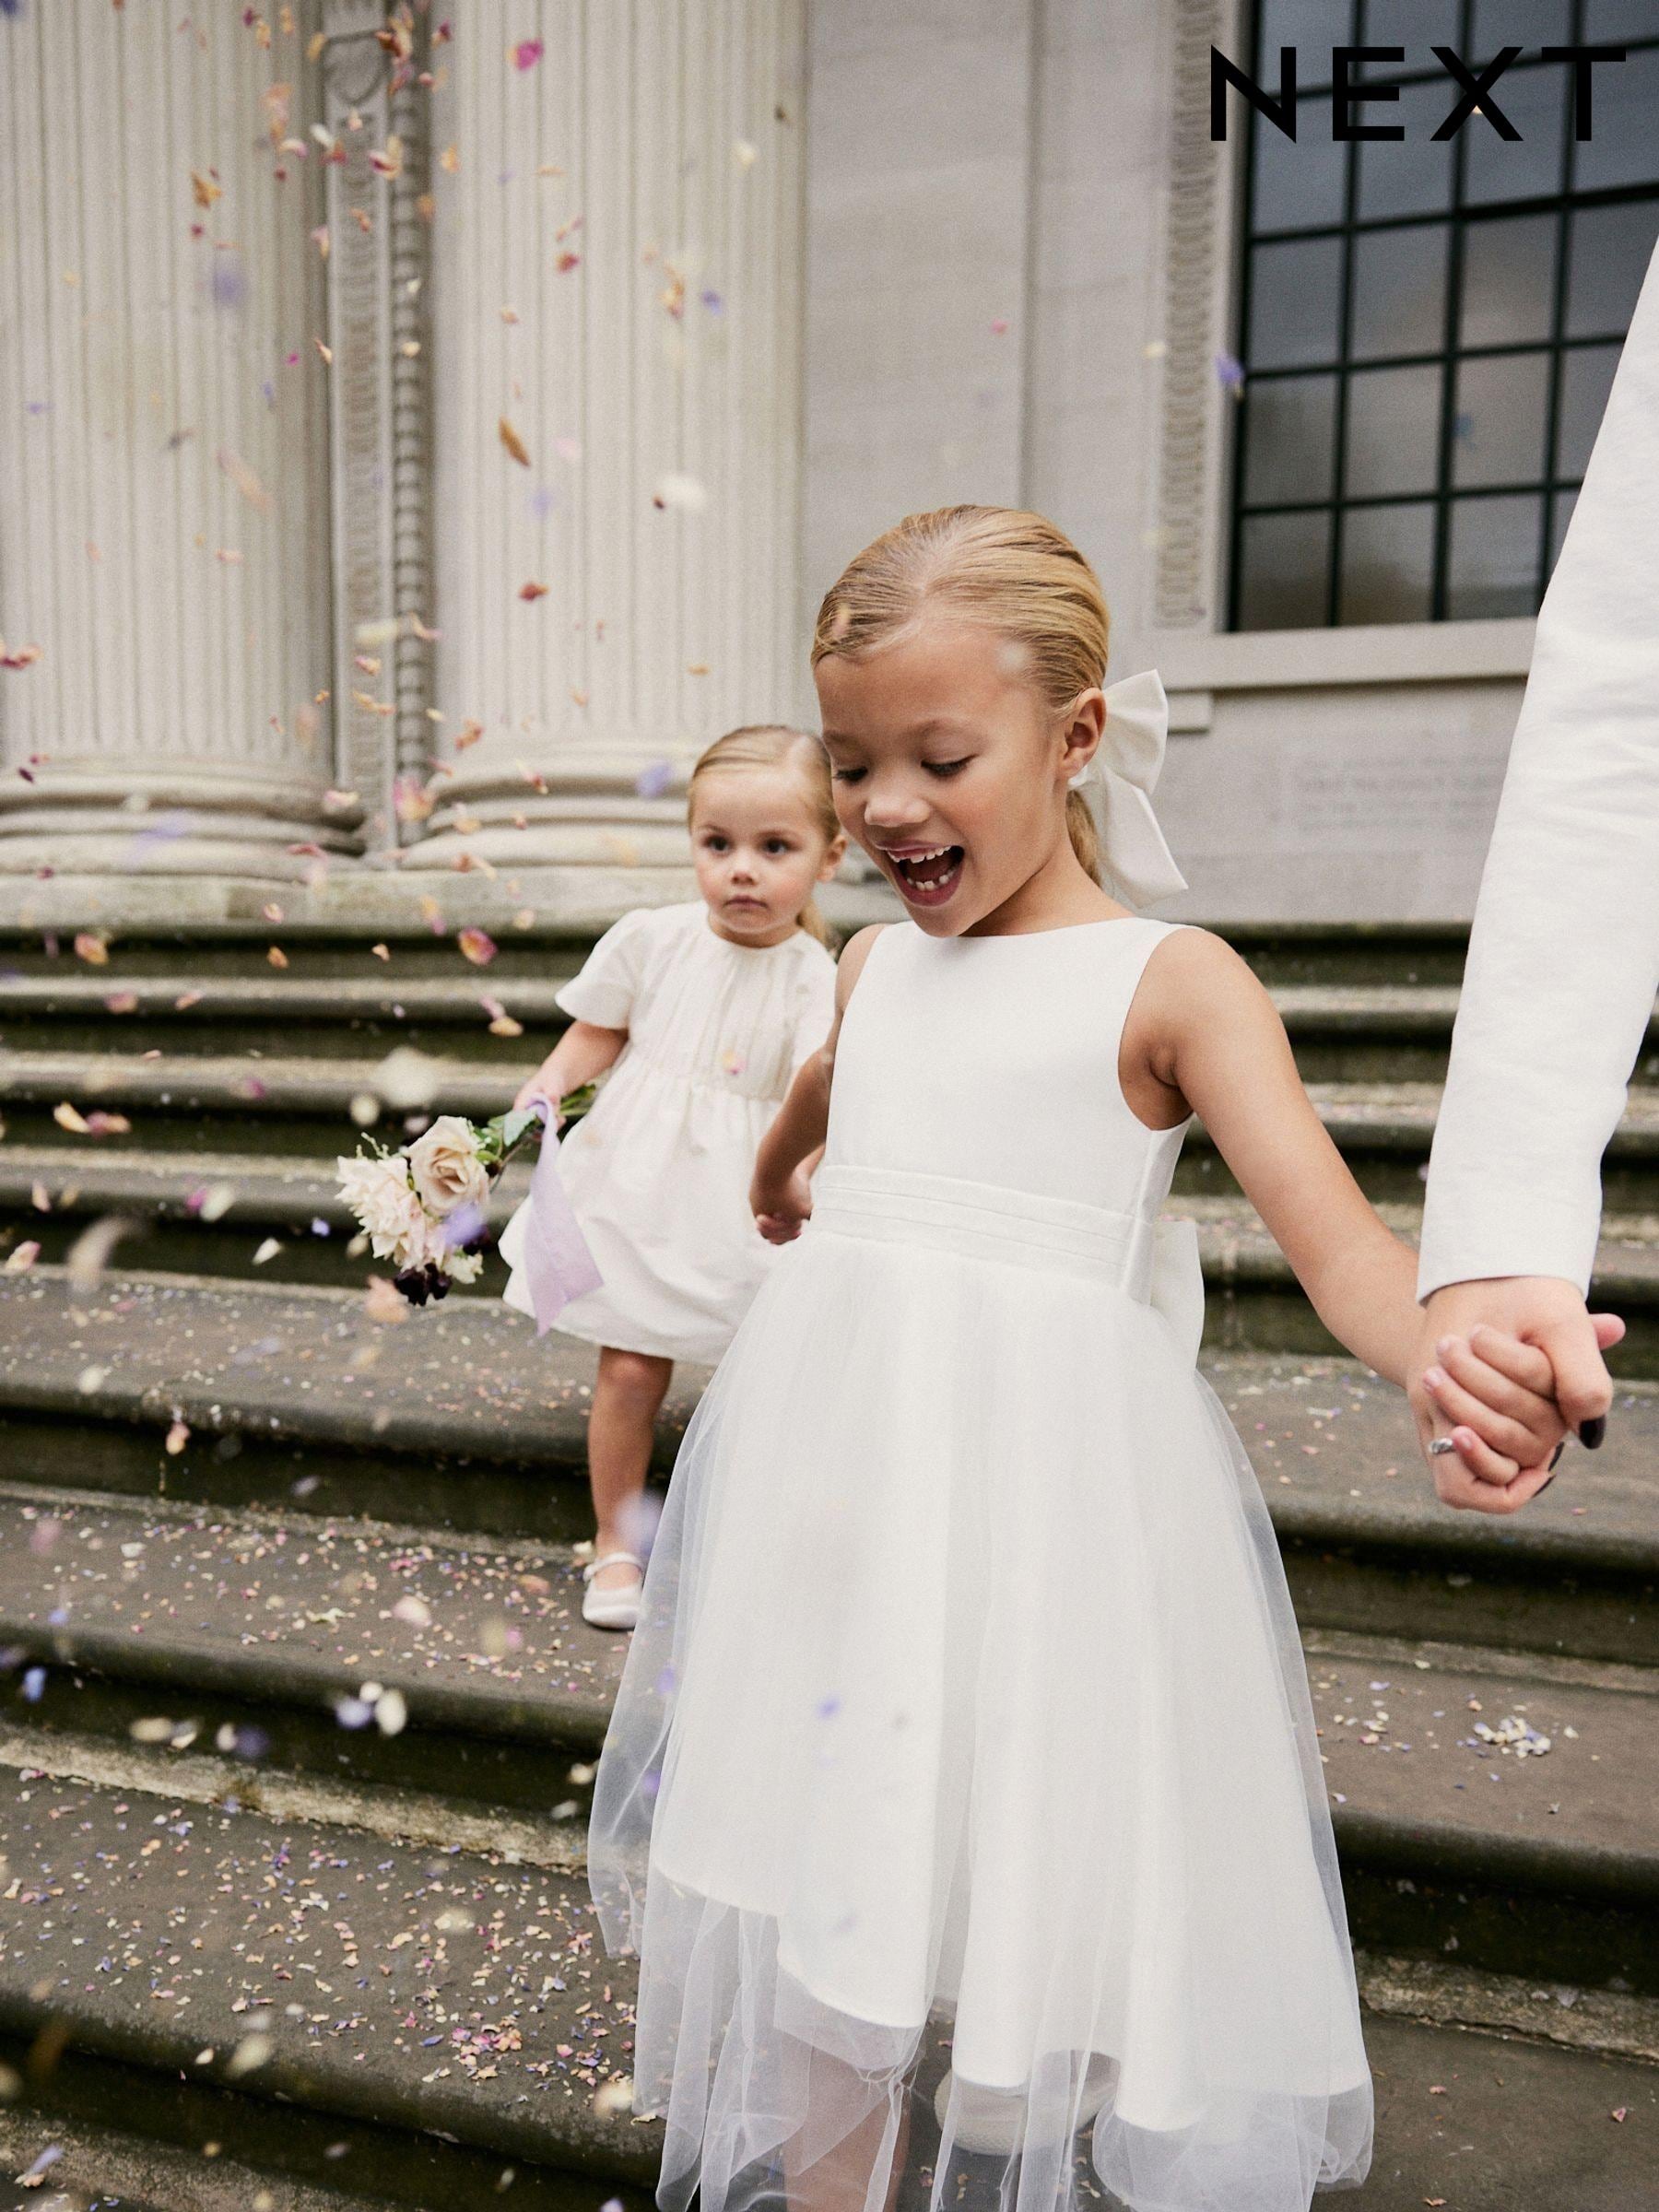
[0,0,363,887]
[403,0,807,888]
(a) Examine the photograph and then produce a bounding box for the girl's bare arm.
[751,924,885,1232]
[1125,932,1569,1475]
[512,1018,629,1113]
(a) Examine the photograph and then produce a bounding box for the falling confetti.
[499,417,532,468]
[653,472,708,512]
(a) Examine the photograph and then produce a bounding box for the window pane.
[1339,501,1437,623]
[1471,0,1571,44]
[1453,351,1551,485]
[1346,362,1443,494]
[1573,46,1659,193]
[1237,512,1334,629]
[1360,0,1460,53]
[1557,344,1621,479]
[1566,200,1659,336]
[1243,375,1340,504]
[1249,237,1346,368]
[1460,213,1559,347]
[1447,493,1544,616]
[1253,96,1347,230]
[1548,489,1578,573]
[1349,223,1450,358]
[1260,0,1354,77]
[1464,61,1567,206]
[1574,199,1659,335]
[1357,78,1454,218]
[1583,1,1659,36]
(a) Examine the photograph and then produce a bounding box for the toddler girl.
[588,509,1571,2212]
[500,724,842,1629]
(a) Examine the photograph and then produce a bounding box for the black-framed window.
[1230,0,1659,630]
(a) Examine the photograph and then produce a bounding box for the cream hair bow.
[1065,668,1188,909]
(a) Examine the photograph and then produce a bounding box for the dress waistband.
[807,1163,1205,1364]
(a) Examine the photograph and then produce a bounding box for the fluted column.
[404,0,807,878]
[0,0,362,881]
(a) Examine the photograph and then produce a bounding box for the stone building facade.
[2,0,1655,930]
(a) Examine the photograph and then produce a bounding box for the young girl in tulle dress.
[589,509,1571,2212]
[500,725,841,1629]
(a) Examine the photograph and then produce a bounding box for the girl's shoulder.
[830,920,892,1004]
[1129,921,1275,1034]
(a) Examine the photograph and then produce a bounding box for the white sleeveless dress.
[590,918,1374,2212]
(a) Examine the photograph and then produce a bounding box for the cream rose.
[405,1115,489,1217]
[337,1153,424,1253]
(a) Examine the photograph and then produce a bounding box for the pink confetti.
[513,38,543,70]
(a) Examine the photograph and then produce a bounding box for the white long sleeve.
[1418,243,1659,1300]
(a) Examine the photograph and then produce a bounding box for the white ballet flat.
[934,2055,1118,2157]
[581,1549,644,1630]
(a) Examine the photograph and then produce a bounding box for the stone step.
[8,972,1657,1092]
[2,1468,1657,1999]
[1180,1081,1659,1214]
[1272,984,1659,1085]
[1183,1194,1659,1381]
[8,1051,1659,1213]
[0,915,1476,982]
[0,972,578,1065]
[0,1265,1654,1663]
[0,1147,533,1292]
[0,1273,1653,1664]
[0,2102,431,2212]
[0,1762,658,2211]
[6,967,1658,1086]
[0,1053,526,1159]
[0,1732,1655,2212]
[6,1153,1659,1386]
[0,1482,623,1819]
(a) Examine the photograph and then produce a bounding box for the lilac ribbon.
[521,1096,604,1335]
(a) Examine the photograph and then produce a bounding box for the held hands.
[1408,1278,1625,1515]
[751,1163,814,1245]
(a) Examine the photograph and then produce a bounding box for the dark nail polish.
[1537,1472,1558,1493]
[1579,1415,1606,1450]
[1548,1442,1565,1471]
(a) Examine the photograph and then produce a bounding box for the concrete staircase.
[4,921,1657,1368]
[0,917,1655,2208]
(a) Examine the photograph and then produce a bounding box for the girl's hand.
[1415,1325,1572,1511]
[752,1164,813,1243]
[512,1070,554,1114]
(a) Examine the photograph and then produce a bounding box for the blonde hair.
[687,724,839,946]
[811,504,1111,884]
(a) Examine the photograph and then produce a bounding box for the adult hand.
[1408,1277,1625,1514]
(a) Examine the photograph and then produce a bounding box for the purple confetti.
[634,758,674,799]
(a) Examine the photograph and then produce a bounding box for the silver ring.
[1427,1437,1457,1457]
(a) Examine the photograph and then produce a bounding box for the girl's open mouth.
[888,844,964,907]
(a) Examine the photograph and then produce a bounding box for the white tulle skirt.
[590,1167,1373,2212]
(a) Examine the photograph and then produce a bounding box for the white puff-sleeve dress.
[499,901,838,1367]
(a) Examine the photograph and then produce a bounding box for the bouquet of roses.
[336,1085,594,1308]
